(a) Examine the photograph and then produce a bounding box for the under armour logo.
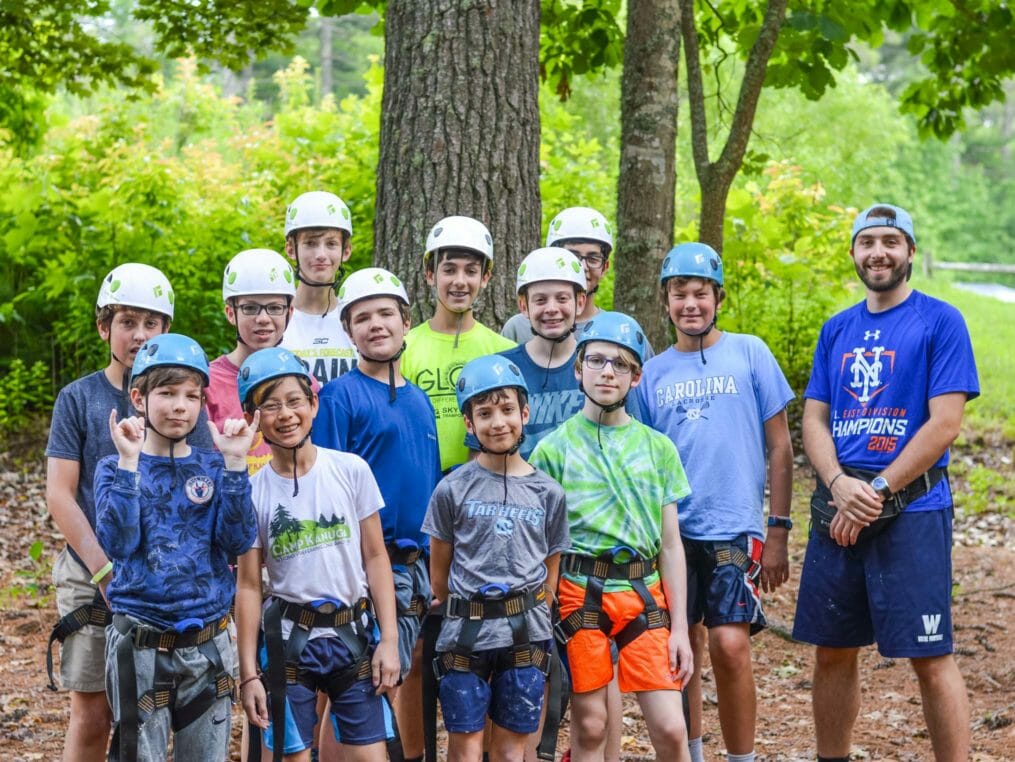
[864,329,881,341]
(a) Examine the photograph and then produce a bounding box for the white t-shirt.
[250,447,383,639]
[281,307,358,386]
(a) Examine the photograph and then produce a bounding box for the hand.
[830,475,884,526]
[240,678,269,729]
[108,408,145,462]
[668,625,693,686]
[207,411,260,466]
[760,533,790,593]
[829,510,866,547]
[371,637,400,694]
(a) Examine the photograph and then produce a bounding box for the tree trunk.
[613,0,681,352]
[374,0,542,327]
[320,15,334,98]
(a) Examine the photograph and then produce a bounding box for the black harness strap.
[47,589,111,690]
[111,614,232,762]
[554,551,668,650]
[535,638,569,761]
[421,606,443,762]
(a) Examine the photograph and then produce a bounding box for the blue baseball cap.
[851,204,915,246]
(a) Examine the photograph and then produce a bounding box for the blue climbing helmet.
[237,347,312,408]
[455,354,529,413]
[130,334,210,387]
[576,311,648,365]
[659,242,724,287]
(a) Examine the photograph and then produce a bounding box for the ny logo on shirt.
[842,343,895,406]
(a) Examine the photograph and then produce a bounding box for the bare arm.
[760,409,793,593]
[46,457,109,583]
[361,512,399,692]
[659,502,692,684]
[428,536,452,604]
[236,547,268,728]
[543,552,560,605]
[880,392,966,490]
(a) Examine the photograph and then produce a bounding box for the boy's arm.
[543,551,561,604]
[94,457,142,560]
[760,408,793,593]
[208,415,260,555]
[428,537,452,604]
[360,512,399,693]
[46,457,110,585]
[235,547,269,728]
[659,501,692,684]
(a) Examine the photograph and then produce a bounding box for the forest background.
[0,0,1012,445]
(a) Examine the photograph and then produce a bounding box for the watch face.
[872,476,890,495]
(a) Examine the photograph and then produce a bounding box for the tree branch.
[712,0,788,186]
[679,0,712,185]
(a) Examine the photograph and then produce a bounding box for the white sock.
[688,737,705,762]
[727,752,756,762]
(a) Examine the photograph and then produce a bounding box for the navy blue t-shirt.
[313,368,441,546]
[804,290,979,510]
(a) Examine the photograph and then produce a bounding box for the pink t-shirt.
[204,355,274,475]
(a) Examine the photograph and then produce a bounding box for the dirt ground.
[1,456,1012,761]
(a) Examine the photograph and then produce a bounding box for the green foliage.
[0,359,52,435]
[0,56,382,389]
[951,463,1013,517]
[3,539,53,607]
[690,162,857,395]
[540,0,624,101]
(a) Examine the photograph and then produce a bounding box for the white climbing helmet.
[284,191,353,238]
[515,247,587,294]
[424,215,494,265]
[222,249,296,302]
[545,206,614,252]
[337,267,410,322]
[96,263,175,320]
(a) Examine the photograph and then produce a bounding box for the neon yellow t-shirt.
[402,320,516,471]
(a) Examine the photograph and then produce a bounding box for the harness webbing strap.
[111,615,232,762]
[262,601,287,762]
[47,589,110,690]
[421,609,443,762]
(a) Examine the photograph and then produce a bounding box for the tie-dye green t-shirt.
[530,414,691,590]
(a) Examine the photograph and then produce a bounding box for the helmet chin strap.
[578,381,627,450]
[359,342,407,403]
[530,317,576,389]
[293,241,344,317]
[678,317,716,365]
[143,395,199,488]
[261,431,311,498]
[472,426,526,505]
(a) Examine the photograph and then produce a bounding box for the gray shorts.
[393,556,431,679]
[52,548,107,693]
[105,619,236,762]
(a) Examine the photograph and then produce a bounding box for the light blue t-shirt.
[634,333,793,540]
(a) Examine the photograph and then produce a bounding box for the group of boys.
[44,194,976,762]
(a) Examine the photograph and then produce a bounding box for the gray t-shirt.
[501,311,656,359]
[422,460,569,652]
[46,369,214,568]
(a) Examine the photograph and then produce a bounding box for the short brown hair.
[462,386,528,419]
[426,249,491,276]
[340,298,411,334]
[661,276,726,306]
[96,305,171,333]
[133,366,205,395]
[575,343,641,375]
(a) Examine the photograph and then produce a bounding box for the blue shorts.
[684,535,766,635]
[259,637,395,753]
[392,555,431,678]
[793,508,954,658]
[438,644,549,735]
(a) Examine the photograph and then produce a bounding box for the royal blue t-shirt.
[804,290,979,511]
[313,368,441,546]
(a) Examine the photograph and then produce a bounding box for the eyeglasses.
[572,252,606,269]
[583,354,634,375]
[237,302,288,317]
[258,396,310,415]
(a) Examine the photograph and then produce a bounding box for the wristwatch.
[870,475,893,499]
[767,516,793,530]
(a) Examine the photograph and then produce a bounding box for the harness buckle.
[311,597,346,615]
